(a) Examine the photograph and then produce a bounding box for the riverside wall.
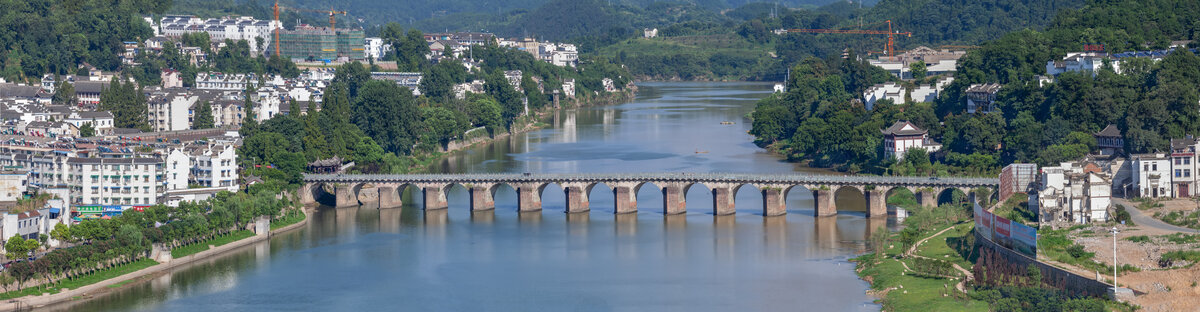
[0,211,310,311]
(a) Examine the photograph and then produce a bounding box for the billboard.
[1010,222,1038,257]
[974,201,1036,257]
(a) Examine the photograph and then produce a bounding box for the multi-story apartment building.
[159,15,282,53]
[1170,137,1197,198]
[188,144,238,192]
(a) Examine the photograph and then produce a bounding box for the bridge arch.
[634,182,663,213]
[682,182,712,213]
[783,184,814,214]
[937,187,968,207]
[733,183,763,215]
[538,182,565,212]
[833,185,867,215]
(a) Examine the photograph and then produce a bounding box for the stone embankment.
[0,210,310,311]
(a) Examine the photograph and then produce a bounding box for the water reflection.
[50,82,889,312]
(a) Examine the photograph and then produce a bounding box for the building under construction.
[269,25,364,62]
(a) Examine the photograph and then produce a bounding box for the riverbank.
[0,209,310,311]
[407,86,637,173]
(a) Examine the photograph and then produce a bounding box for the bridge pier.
[712,186,736,216]
[866,190,887,218]
[335,184,358,208]
[299,184,316,206]
[470,186,495,212]
[662,184,686,215]
[422,185,448,210]
[565,186,590,213]
[378,186,403,209]
[920,190,938,208]
[517,184,542,212]
[613,186,637,214]
[762,187,786,217]
[813,188,836,217]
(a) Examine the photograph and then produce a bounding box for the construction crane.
[272,0,348,56]
[785,20,912,60]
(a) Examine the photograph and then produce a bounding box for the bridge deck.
[303,173,997,187]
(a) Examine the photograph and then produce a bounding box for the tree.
[52,81,75,105]
[910,60,927,80]
[192,101,215,129]
[484,71,525,128]
[899,227,922,255]
[352,80,422,155]
[79,122,95,137]
[869,226,890,258]
[50,224,71,244]
[4,235,29,260]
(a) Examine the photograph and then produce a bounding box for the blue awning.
[49,208,60,214]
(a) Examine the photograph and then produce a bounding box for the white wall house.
[1132,153,1171,198]
[881,120,941,160]
[165,148,190,190]
[862,82,905,111]
[1046,52,1119,77]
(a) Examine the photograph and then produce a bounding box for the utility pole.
[1110,227,1119,286]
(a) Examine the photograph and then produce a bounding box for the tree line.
[0,191,298,292]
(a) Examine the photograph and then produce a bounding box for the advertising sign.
[1010,222,1039,257]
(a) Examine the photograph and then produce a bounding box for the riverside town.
[0,0,1193,311]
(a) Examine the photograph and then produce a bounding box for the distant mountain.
[280,0,861,26]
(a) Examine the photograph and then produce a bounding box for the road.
[1112,197,1200,234]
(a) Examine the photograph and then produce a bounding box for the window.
[1145,164,1150,171]
[1153,163,1158,171]
[1187,170,1192,177]
[1177,158,1182,165]
[1188,158,1192,165]
[1176,169,1182,177]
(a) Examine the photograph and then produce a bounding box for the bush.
[1066,244,1093,260]
[1124,235,1151,243]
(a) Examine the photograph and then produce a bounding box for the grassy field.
[912,223,976,269]
[271,210,307,230]
[855,222,989,311]
[0,258,158,300]
[171,230,256,258]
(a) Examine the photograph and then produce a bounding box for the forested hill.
[864,0,1085,44]
[749,0,1200,177]
[0,0,170,81]
[281,0,856,26]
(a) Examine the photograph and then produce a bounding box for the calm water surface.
[48,82,890,311]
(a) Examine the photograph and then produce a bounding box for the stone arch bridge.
[301,173,998,217]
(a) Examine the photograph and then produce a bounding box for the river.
[47,82,890,311]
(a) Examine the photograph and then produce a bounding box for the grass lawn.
[171,230,256,258]
[0,258,158,300]
[271,210,307,230]
[856,255,988,311]
[912,223,976,269]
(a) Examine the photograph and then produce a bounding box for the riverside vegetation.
[0,190,303,298]
[855,190,1136,311]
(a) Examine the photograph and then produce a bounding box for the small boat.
[695,149,709,154]
[720,121,735,125]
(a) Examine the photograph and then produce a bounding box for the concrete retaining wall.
[0,211,310,311]
[976,231,1113,298]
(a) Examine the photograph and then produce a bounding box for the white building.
[195,72,259,91]
[250,88,281,122]
[1132,153,1171,198]
[188,144,238,192]
[862,82,905,111]
[165,148,190,191]
[0,170,28,202]
[1046,52,1119,77]
[881,120,941,160]
[562,79,576,99]
[1036,161,1112,226]
[364,37,389,60]
[159,15,282,53]
[643,28,658,38]
[64,111,115,135]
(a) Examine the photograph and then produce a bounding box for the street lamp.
[1110,227,1119,287]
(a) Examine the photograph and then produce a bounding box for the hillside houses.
[861,77,953,110]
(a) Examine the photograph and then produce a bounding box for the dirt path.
[905,224,974,292]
